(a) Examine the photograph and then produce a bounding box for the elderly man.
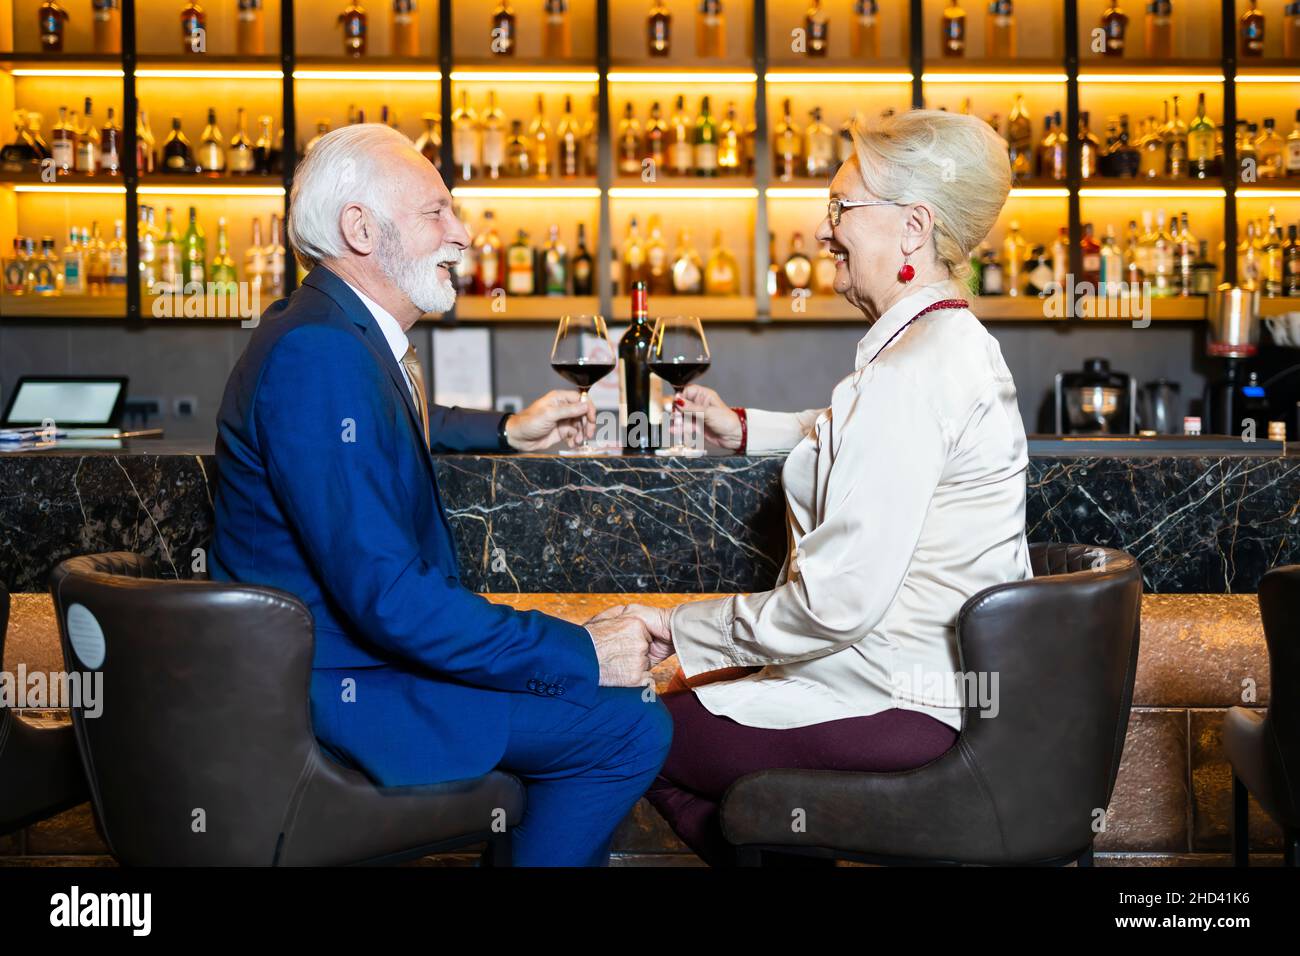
[211,124,671,867]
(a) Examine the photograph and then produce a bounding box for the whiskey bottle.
[697,0,725,58]
[987,0,1016,58]
[238,0,265,55]
[339,2,367,57]
[852,0,879,58]
[648,0,671,56]
[391,0,418,56]
[544,0,571,58]
[1240,0,1265,58]
[39,1,68,52]
[1100,2,1128,56]
[941,0,965,57]
[92,0,121,54]
[492,1,516,56]
[805,0,829,57]
[181,1,205,54]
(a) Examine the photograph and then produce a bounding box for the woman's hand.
[677,384,743,450]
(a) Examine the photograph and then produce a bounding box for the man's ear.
[338,203,375,256]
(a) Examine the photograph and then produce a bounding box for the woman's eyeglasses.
[827,198,904,227]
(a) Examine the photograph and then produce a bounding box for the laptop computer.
[1,375,158,440]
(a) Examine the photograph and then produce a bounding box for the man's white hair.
[287,123,422,271]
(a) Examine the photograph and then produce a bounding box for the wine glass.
[650,314,710,457]
[550,313,615,456]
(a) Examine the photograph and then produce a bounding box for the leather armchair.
[1226,564,1300,867]
[719,543,1142,866]
[48,553,523,866]
[0,581,88,835]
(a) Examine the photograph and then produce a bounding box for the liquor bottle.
[1080,223,1101,287]
[339,2,367,56]
[1100,2,1128,56]
[1165,96,1188,179]
[1145,0,1173,59]
[107,220,127,292]
[1007,94,1033,181]
[704,230,739,295]
[1188,93,1215,179]
[39,1,68,52]
[237,0,264,55]
[804,107,835,179]
[1240,0,1265,58]
[254,115,279,172]
[619,282,655,453]
[852,0,880,57]
[181,1,205,54]
[504,119,531,177]
[784,233,813,292]
[987,0,1016,58]
[100,108,121,176]
[544,0,571,58]
[528,94,553,179]
[671,230,704,294]
[138,206,158,294]
[541,225,568,295]
[228,108,255,175]
[572,223,594,295]
[51,106,75,176]
[182,206,206,286]
[668,96,693,176]
[806,0,829,57]
[481,92,507,179]
[646,215,670,295]
[196,107,225,174]
[1284,225,1300,297]
[1002,221,1026,296]
[162,117,193,173]
[1193,239,1217,296]
[941,1,965,57]
[391,0,418,56]
[504,230,533,295]
[452,91,478,180]
[618,103,643,177]
[1079,111,1101,179]
[492,1,516,56]
[1285,109,1300,177]
[694,96,718,177]
[623,216,647,288]
[62,227,86,295]
[557,95,581,178]
[718,102,742,175]
[813,240,837,294]
[93,0,122,54]
[1256,118,1285,178]
[697,0,725,58]
[267,214,286,296]
[648,0,672,56]
[87,222,108,295]
[773,98,802,182]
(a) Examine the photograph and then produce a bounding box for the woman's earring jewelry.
[898,255,915,283]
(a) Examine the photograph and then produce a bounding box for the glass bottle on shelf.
[182,207,206,286]
[1240,0,1265,58]
[669,95,693,175]
[452,91,478,180]
[618,103,643,177]
[697,0,726,58]
[197,107,225,174]
[572,223,594,295]
[1100,2,1128,56]
[852,1,879,58]
[528,94,553,179]
[773,98,802,182]
[1256,119,1285,179]
[504,119,532,177]
[339,2,367,57]
[237,0,264,55]
[1165,96,1187,179]
[1006,94,1032,182]
[39,1,68,52]
[481,92,507,179]
[92,0,121,54]
[544,0,571,58]
[694,96,718,178]
[391,0,418,56]
[805,0,829,57]
[100,107,121,176]
[492,1,517,56]
[704,230,738,296]
[804,106,835,180]
[1145,0,1173,59]
[644,101,667,171]
[51,106,75,176]
[648,0,671,56]
[76,99,99,175]
[718,102,742,175]
[181,2,206,54]
[1187,93,1215,180]
[557,95,581,178]
[671,230,704,295]
[941,0,965,57]
[1079,111,1101,179]
[646,215,669,295]
[987,0,1016,59]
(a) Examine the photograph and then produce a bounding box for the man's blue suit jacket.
[211,266,601,785]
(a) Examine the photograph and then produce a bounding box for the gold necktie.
[400,344,430,450]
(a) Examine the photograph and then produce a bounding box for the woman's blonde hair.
[848,109,1012,286]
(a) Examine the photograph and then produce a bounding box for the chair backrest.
[953,542,1142,861]
[48,552,321,865]
[1256,565,1300,821]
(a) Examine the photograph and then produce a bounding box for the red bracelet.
[731,407,747,454]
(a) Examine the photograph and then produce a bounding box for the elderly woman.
[622,109,1033,865]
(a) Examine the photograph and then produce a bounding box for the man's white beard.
[377,224,460,315]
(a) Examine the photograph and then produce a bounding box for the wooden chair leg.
[735,846,763,867]
[1232,774,1250,868]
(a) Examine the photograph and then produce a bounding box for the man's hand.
[678,385,742,450]
[585,612,653,687]
[505,390,597,451]
[590,602,674,666]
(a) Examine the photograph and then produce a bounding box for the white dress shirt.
[670,281,1033,731]
[343,279,417,402]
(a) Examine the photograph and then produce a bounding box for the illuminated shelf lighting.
[452,186,601,198]
[136,68,283,79]
[609,186,758,198]
[766,71,912,84]
[922,72,1066,84]
[607,71,756,84]
[1080,187,1226,198]
[450,70,598,83]
[294,69,440,81]
[1078,72,1224,83]
[138,185,285,196]
[11,183,125,194]
[1237,188,1300,198]
[11,68,123,78]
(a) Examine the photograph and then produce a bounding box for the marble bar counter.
[1,437,1298,594]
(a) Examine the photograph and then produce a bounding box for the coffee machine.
[1203,284,1262,437]
[1054,358,1137,435]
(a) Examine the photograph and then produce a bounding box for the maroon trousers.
[644,688,960,866]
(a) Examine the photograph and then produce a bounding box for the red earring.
[898,255,915,283]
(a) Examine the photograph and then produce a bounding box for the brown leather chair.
[1226,564,1300,867]
[0,581,88,835]
[48,553,523,866]
[719,543,1142,867]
